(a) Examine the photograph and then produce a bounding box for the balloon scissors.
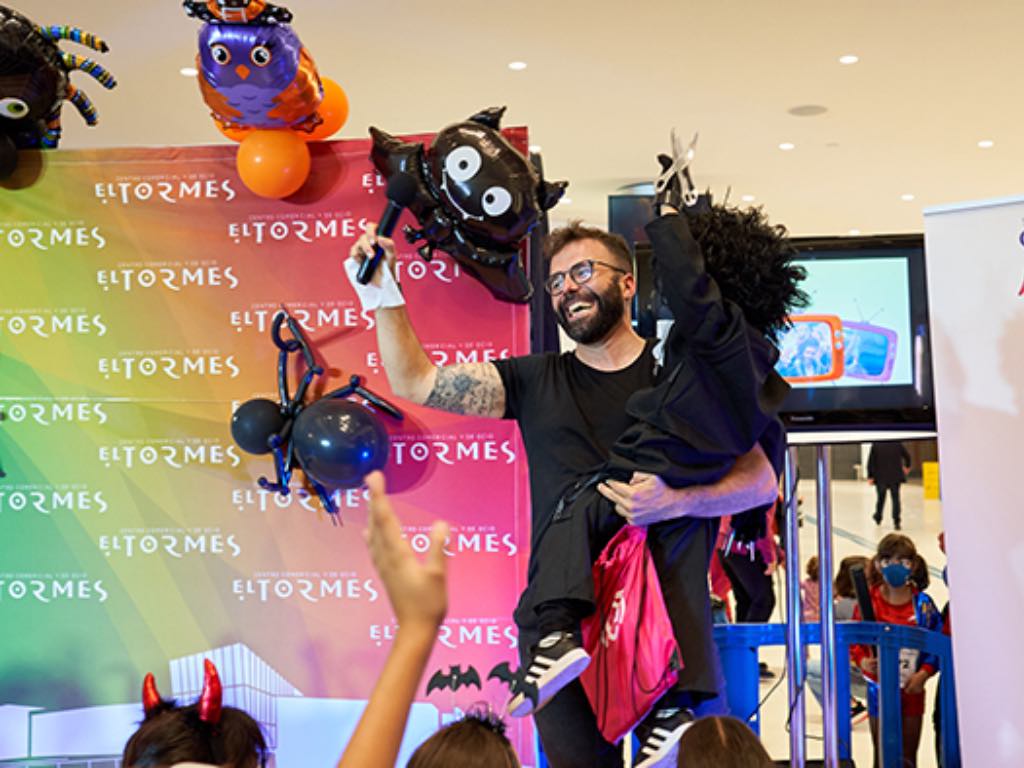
[654,129,700,209]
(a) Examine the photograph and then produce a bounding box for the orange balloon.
[236,130,311,199]
[301,77,349,142]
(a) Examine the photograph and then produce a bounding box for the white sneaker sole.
[507,648,590,718]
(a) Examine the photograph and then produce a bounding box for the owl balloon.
[195,13,322,133]
[371,107,567,303]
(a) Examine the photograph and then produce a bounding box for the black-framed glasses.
[544,259,627,296]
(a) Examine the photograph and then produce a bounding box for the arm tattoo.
[423,363,505,417]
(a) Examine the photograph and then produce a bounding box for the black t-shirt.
[494,342,658,540]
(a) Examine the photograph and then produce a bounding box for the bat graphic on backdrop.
[488,661,538,710]
[426,665,482,694]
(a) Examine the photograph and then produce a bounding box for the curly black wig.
[688,205,809,341]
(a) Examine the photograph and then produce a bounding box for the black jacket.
[606,214,789,484]
[867,442,912,486]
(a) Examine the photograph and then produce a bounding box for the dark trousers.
[874,482,902,525]
[514,489,722,768]
[720,548,775,623]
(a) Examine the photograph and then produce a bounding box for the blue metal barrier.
[714,621,960,767]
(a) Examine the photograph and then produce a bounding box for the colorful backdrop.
[0,136,535,766]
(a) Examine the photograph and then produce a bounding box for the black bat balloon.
[370,107,567,303]
[487,661,538,710]
[426,665,482,695]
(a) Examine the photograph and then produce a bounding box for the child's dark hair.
[868,533,918,587]
[407,707,519,768]
[805,556,819,582]
[688,205,809,340]
[834,555,870,599]
[676,715,773,767]
[911,553,930,590]
[122,703,268,768]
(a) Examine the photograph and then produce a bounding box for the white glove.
[343,255,405,311]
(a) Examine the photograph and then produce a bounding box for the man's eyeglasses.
[544,259,628,296]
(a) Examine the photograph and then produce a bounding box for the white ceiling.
[10,0,1022,235]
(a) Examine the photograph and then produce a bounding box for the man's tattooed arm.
[423,363,506,418]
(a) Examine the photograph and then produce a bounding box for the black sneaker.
[507,631,590,718]
[634,706,695,768]
[873,514,882,525]
[759,662,776,680]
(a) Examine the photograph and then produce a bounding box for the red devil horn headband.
[142,672,163,717]
[198,658,223,725]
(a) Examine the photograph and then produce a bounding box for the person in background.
[805,555,870,717]
[801,555,820,623]
[867,442,912,530]
[932,531,957,767]
[406,708,520,768]
[674,716,773,768]
[850,534,942,768]
[718,501,781,679]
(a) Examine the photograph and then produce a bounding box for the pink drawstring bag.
[580,525,682,744]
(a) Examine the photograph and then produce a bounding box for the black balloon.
[231,398,287,455]
[370,107,567,303]
[0,6,116,180]
[0,134,16,180]
[291,399,390,489]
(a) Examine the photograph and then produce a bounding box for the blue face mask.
[881,562,911,588]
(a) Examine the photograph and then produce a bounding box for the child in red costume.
[850,533,941,768]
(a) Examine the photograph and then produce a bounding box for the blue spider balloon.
[230,308,402,520]
[0,5,117,179]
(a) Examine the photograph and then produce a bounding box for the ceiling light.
[848,229,861,236]
[778,142,795,151]
[788,104,828,117]
[180,67,198,77]
[901,193,915,201]
[741,195,756,202]
[838,54,859,65]
[529,144,542,154]
[978,139,994,149]
[560,197,573,205]
[508,61,527,71]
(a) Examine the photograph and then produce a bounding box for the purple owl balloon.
[371,107,567,303]
[194,13,322,132]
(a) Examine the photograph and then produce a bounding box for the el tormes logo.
[0,308,106,337]
[97,261,239,292]
[94,175,237,206]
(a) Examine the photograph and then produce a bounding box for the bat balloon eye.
[0,97,28,120]
[444,146,482,182]
[482,186,512,216]
[210,43,231,65]
[250,45,272,67]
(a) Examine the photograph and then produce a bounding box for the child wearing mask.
[850,534,941,768]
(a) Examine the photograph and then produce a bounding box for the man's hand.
[597,471,678,526]
[349,222,398,289]
[904,668,930,695]
[364,471,448,630]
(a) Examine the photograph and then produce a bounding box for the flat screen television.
[774,234,935,432]
[610,195,936,433]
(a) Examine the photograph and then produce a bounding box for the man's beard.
[555,281,626,345]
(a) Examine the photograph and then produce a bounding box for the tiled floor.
[754,478,948,767]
